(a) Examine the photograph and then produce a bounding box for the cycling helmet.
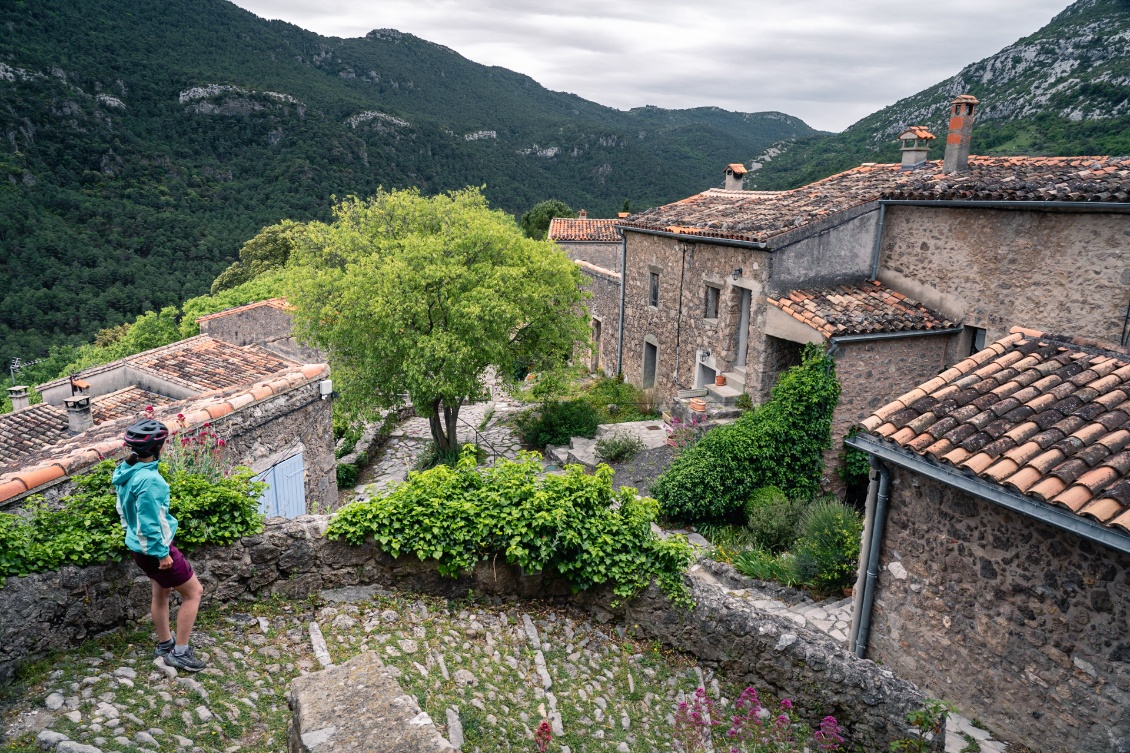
[123,418,169,457]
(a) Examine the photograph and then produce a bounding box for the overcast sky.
[230,0,1070,132]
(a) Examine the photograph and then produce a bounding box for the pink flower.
[780,699,793,711]
[176,413,185,420]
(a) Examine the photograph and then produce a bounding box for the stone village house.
[605,95,1130,478]
[848,328,1130,753]
[0,333,334,516]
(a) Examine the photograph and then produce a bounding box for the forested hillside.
[749,0,1130,189]
[0,0,818,366]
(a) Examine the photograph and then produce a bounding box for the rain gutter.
[829,326,964,346]
[619,225,768,250]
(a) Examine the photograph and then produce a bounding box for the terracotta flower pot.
[843,587,854,598]
[715,375,727,386]
[689,398,707,412]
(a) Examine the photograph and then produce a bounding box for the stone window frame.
[647,266,661,309]
[703,283,721,321]
[591,315,604,372]
[642,335,659,389]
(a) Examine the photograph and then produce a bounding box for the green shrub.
[414,441,487,471]
[327,447,695,606]
[595,433,645,463]
[337,463,359,488]
[733,547,798,586]
[515,399,600,448]
[734,392,754,412]
[791,499,863,595]
[838,427,872,487]
[652,344,840,522]
[744,486,808,554]
[583,376,660,422]
[0,461,264,579]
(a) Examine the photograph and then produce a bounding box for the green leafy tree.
[211,220,305,294]
[520,199,576,240]
[287,188,590,454]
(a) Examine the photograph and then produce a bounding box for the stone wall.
[0,516,932,750]
[879,206,1130,344]
[198,307,322,363]
[557,240,622,274]
[766,203,878,293]
[577,263,621,377]
[869,468,1130,753]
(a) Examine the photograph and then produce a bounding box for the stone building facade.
[878,206,1130,346]
[866,467,1129,753]
[576,261,621,376]
[196,298,323,363]
[851,328,1130,752]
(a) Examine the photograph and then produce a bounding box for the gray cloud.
[231,0,1070,131]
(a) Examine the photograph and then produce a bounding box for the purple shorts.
[131,544,195,589]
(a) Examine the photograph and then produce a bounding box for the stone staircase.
[704,369,746,406]
[546,419,671,471]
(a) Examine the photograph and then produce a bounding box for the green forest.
[0,0,817,367]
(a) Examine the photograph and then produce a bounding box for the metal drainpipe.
[847,456,880,648]
[616,233,627,375]
[868,203,887,281]
[853,457,890,658]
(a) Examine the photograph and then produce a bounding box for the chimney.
[7,386,30,412]
[64,395,93,434]
[898,126,935,169]
[943,94,978,173]
[724,163,747,191]
[617,212,630,218]
[577,209,588,219]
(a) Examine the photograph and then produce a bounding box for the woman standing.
[113,418,206,672]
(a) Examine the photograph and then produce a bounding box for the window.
[969,326,987,355]
[649,272,660,308]
[704,285,720,319]
[643,341,658,388]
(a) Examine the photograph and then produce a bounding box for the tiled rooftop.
[0,362,329,501]
[0,387,175,472]
[727,163,748,175]
[547,218,622,243]
[767,280,956,338]
[194,298,290,323]
[622,156,1130,245]
[124,336,295,392]
[859,328,1130,535]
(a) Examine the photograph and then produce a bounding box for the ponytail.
[126,452,140,466]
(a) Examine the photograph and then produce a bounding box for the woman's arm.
[133,477,174,559]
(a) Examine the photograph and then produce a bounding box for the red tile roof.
[0,362,329,501]
[767,280,956,338]
[727,163,748,175]
[548,218,622,243]
[621,156,1130,245]
[859,327,1130,535]
[194,298,290,323]
[0,387,175,471]
[899,126,935,140]
[124,336,295,392]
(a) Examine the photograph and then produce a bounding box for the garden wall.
[0,516,932,751]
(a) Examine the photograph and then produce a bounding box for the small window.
[649,272,660,308]
[643,341,658,388]
[704,286,720,319]
[969,326,987,355]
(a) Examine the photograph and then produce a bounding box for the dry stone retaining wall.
[1,516,931,750]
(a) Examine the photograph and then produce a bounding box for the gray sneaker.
[154,639,175,658]
[164,646,206,673]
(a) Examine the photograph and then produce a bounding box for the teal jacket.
[113,461,178,558]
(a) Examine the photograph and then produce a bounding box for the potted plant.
[715,374,727,386]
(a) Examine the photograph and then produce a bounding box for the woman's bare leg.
[151,581,173,643]
[173,575,203,646]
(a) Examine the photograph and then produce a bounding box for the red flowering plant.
[534,720,552,753]
[675,685,844,753]
[153,407,233,483]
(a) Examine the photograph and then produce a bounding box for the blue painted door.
[255,453,306,518]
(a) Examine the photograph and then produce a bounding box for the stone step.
[705,382,743,406]
[565,436,598,471]
[721,371,746,393]
[545,444,571,465]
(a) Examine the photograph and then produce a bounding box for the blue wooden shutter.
[255,466,278,517]
[277,452,307,518]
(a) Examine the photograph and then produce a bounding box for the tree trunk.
[428,398,463,454]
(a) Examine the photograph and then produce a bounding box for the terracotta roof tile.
[123,337,294,392]
[766,280,955,338]
[860,327,1130,539]
[547,218,622,243]
[623,156,1130,244]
